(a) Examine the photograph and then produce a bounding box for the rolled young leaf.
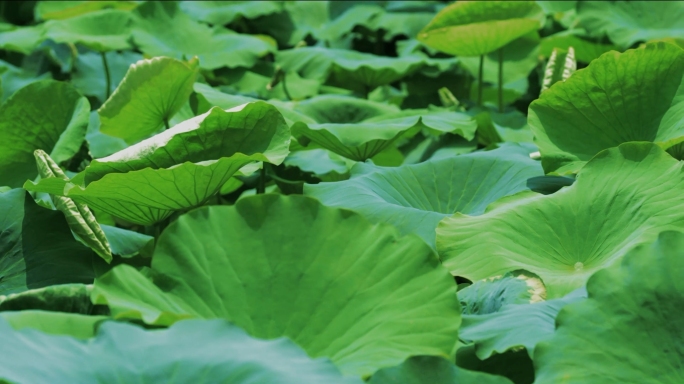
[33,150,112,263]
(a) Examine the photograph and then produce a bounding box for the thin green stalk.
[101,52,111,100]
[163,117,170,130]
[281,72,292,101]
[477,54,484,107]
[256,163,266,194]
[498,48,504,113]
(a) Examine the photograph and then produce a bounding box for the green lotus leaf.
[132,1,274,70]
[215,65,321,101]
[284,149,355,180]
[437,142,684,298]
[473,110,535,145]
[100,224,153,258]
[0,24,45,54]
[1,310,108,339]
[98,56,199,144]
[456,341,534,384]
[540,30,618,63]
[277,47,427,92]
[85,111,129,159]
[34,150,112,263]
[418,1,542,57]
[92,194,461,377]
[71,50,143,102]
[529,42,684,173]
[459,270,546,316]
[44,9,133,52]
[0,80,89,188]
[577,1,684,48]
[0,318,361,384]
[291,116,422,161]
[306,144,542,247]
[535,231,684,383]
[460,288,585,360]
[364,109,477,139]
[0,59,52,102]
[35,1,138,20]
[540,47,576,92]
[193,83,316,125]
[27,103,290,225]
[369,356,513,384]
[293,94,399,124]
[179,1,284,25]
[0,189,98,295]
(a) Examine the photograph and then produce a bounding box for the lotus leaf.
[418,1,542,57]
[44,9,133,52]
[307,144,542,247]
[460,288,586,359]
[277,47,427,93]
[0,80,89,188]
[0,189,97,295]
[92,194,461,376]
[577,1,684,48]
[529,42,684,173]
[437,143,684,298]
[132,1,273,70]
[535,231,684,383]
[35,1,138,20]
[459,270,546,316]
[98,56,199,144]
[369,356,513,384]
[27,103,290,225]
[0,318,361,384]
[0,310,107,339]
[179,1,283,26]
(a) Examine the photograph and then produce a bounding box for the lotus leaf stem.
[477,55,484,107]
[101,52,111,100]
[257,163,266,194]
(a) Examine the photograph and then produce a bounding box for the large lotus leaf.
[35,1,138,20]
[418,1,542,57]
[0,59,53,102]
[577,1,684,48]
[284,149,355,180]
[0,189,98,295]
[192,83,316,126]
[369,356,513,384]
[291,117,422,161]
[459,270,546,316]
[535,231,684,383]
[100,224,153,258]
[293,94,400,124]
[364,109,477,139]
[179,1,284,25]
[44,9,133,51]
[26,103,290,225]
[540,30,618,63]
[132,1,273,70]
[529,42,684,174]
[460,288,586,360]
[71,50,143,102]
[98,56,199,144]
[215,65,321,101]
[277,47,426,92]
[92,194,461,377]
[0,318,361,384]
[0,25,45,54]
[306,145,542,247]
[0,80,89,188]
[437,142,684,298]
[475,109,535,145]
[1,310,107,339]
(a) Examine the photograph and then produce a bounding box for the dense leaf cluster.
[1,1,684,383]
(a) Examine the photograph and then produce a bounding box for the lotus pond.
[1,1,684,383]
